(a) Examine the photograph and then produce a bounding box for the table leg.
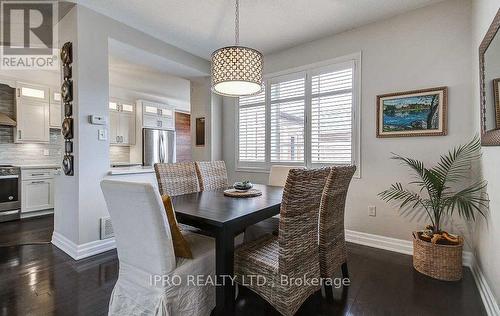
[214,226,235,316]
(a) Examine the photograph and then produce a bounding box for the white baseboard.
[21,209,54,219]
[52,231,116,260]
[470,258,500,316]
[345,229,473,266]
[51,227,497,315]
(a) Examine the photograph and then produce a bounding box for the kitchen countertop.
[110,162,143,167]
[108,166,155,175]
[13,164,61,169]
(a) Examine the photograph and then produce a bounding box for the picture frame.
[376,87,448,138]
[493,78,500,129]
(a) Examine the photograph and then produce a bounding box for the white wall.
[190,77,212,161]
[472,0,500,305]
[190,76,223,162]
[109,65,191,112]
[223,0,475,240]
[54,4,209,255]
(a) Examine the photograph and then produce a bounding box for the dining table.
[171,183,284,316]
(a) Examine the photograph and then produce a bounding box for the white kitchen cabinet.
[15,83,50,143]
[22,179,54,212]
[49,89,62,128]
[118,112,135,144]
[138,100,175,130]
[17,83,49,103]
[15,99,49,143]
[21,168,57,213]
[109,100,136,145]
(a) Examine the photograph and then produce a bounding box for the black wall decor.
[61,42,74,176]
[62,155,74,176]
[62,117,74,139]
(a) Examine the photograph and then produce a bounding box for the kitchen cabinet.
[15,83,50,143]
[109,100,136,145]
[21,168,58,213]
[49,89,62,128]
[15,100,49,143]
[138,100,174,130]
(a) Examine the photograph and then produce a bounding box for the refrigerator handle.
[159,133,165,163]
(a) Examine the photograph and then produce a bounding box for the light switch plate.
[43,149,49,156]
[98,129,107,141]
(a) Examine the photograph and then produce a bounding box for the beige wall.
[472,0,500,306]
[223,0,475,240]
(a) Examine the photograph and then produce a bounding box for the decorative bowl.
[233,181,253,191]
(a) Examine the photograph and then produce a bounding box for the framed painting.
[494,78,500,129]
[377,87,448,138]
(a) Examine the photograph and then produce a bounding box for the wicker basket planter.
[412,231,463,281]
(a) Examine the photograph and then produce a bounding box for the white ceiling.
[78,0,445,60]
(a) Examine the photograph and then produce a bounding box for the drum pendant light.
[211,0,263,97]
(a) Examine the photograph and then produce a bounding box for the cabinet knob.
[8,196,13,201]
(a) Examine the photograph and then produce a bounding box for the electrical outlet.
[43,149,49,156]
[368,206,376,217]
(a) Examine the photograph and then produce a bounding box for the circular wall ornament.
[61,80,73,103]
[62,117,74,139]
[61,42,73,64]
[62,155,74,176]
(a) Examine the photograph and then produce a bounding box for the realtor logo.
[1,0,58,69]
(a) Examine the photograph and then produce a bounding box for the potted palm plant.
[379,137,488,281]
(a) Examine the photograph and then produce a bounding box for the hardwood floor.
[0,216,487,316]
[0,215,53,246]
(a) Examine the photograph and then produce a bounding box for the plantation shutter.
[270,74,306,162]
[238,89,266,162]
[310,64,354,164]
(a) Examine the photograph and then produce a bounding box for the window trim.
[236,52,362,178]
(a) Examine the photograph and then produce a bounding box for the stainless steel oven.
[0,165,21,222]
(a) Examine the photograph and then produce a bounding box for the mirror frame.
[480,9,500,146]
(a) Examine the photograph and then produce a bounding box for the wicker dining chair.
[195,161,228,191]
[319,166,356,281]
[235,168,331,316]
[154,162,200,196]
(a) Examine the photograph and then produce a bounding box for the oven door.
[0,175,20,211]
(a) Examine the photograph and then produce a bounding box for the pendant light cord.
[235,0,240,45]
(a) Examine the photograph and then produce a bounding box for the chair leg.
[323,283,334,301]
[341,262,349,279]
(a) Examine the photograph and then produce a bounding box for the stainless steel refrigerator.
[143,128,176,166]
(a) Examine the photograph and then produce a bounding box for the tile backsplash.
[0,129,62,165]
[0,83,62,165]
[109,146,130,163]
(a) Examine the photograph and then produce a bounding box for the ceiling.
[77,0,445,60]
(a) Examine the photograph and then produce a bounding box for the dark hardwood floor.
[0,215,53,246]
[0,216,486,316]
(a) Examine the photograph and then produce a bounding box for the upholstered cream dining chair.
[101,180,215,316]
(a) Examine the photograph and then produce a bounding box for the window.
[238,88,266,162]
[270,75,306,162]
[237,54,360,175]
[311,66,353,164]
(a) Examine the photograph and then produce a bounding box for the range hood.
[0,113,16,126]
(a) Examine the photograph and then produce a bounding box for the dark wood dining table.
[171,183,283,316]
